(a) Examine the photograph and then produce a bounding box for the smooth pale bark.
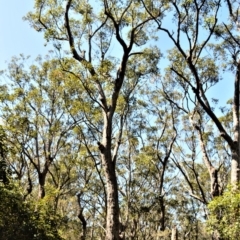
[171,226,178,240]
[231,60,240,185]
[231,147,239,184]
[212,230,222,240]
[195,125,220,197]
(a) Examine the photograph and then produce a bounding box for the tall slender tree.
[142,0,240,186]
[0,56,81,199]
[25,1,161,238]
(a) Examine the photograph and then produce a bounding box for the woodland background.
[0,0,240,239]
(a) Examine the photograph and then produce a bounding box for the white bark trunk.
[231,147,239,184]
[231,60,240,185]
[171,226,178,240]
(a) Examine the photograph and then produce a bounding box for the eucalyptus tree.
[142,0,240,186]
[0,55,81,200]
[99,78,179,239]
[133,82,213,239]
[170,105,230,204]
[25,0,161,239]
[46,145,106,240]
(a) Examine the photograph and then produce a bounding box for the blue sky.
[0,1,50,70]
[0,1,233,109]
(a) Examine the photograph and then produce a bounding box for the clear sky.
[0,1,51,70]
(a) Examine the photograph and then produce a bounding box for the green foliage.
[0,183,63,240]
[3,0,240,239]
[208,186,240,240]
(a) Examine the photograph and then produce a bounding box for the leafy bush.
[207,185,240,240]
[0,183,63,240]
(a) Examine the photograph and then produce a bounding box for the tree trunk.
[38,173,46,199]
[77,194,87,240]
[171,226,178,240]
[195,125,220,197]
[210,168,220,197]
[23,176,32,200]
[231,142,240,185]
[212,229,222,240]
[38,156,53,199]
[102,156,119,240]
[159,197,165,231]
[231,60,240,185]
[98,113,120,240]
